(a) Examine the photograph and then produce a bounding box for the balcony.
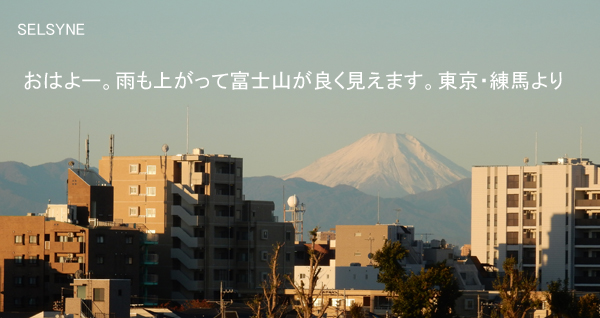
[56,241,83,253]
[576,219,600,226]
[144,254,159,265]
[575,276,600,284]
[143,274,159,285]
[522,237,536,245]
[171,248,203,270]
[172,205,199,227]
[142,233,159,245]
[171,270,202,291]
[574,257,600,265]
[523,219,536,226]
[576,200,600,207]
[575,238,600,246]
[171,227,201,248]
[523,181,537,189]
[171,183,199,205]
[522,257,536,265]
[523,200,537,208]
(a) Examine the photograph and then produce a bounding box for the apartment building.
[98,148,295,302]
[471,157,600,291]
[0,215,144,312]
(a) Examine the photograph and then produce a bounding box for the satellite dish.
[162,144,169,153]
[68,161,75,167]
[368,253,373,259]
[74,269,84,279]
[287,195,299,208]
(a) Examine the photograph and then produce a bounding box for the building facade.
[98,148,295,302]
[471,157,600,291]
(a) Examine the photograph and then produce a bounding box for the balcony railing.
[142,233,159,245]
[575,276,600,284]
[523,181,537,189]
[574,257,600,265]
[575,219,600,226]
[575,238,600,246]
[576,200,600,207]
[522,237,536,245]
[144,254,159,265]
[523,219,536,226]
[523,200,537,208]
[522,257,536,265]
[144,274,159,285]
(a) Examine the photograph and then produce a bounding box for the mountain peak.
[283,133,469,198]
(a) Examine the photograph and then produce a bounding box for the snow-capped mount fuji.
[283,133,470,198]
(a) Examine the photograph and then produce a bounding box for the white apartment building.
[472,157,600,291]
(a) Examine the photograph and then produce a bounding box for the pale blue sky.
[1,1,598,177]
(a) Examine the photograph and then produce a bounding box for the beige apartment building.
[472,157,600,291]
[98,148,295,302]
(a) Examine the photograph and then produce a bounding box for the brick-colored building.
[0,215,145,312]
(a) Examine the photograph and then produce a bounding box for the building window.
[147,187,156,196]
[194,162,204,172]
[14,276,23,286]
[507,232,519,245]
[29,277,38,286]
[129,164,139,174]
[465,299,475,310]
[129,185,139,195]
[507,194,519,207]
[487,195,490,208]
[97,235,105,243]
[93,288,105,301]
[129,207,139,217]
[96,256,104,264]
[286,252,291,261]
[29,255,38,265]
[507,175,519,188]
[147,165,156,175]
[146,208,156,218]
[125,236,133,244]
[126,256,133,265]
[286,231,292,241]
[299,273,306,279]
[29,235,38,244]
[15,255,23,265]
[15,235,23,244]
[261,230,268,240]
[507,213,519,226]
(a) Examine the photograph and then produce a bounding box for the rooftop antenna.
[109,134,114,184]
[78,121,81,171]
[85,135,90,172]
[395,208,401,224]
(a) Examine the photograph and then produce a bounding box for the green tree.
[287,227,329,318]
[392,262,461,318]
[372,239,408,293]
[248,243,289,318]
[373,240,460,318]
[577,293,600,318]
[545,279,576,318]
[349,302,365,318]
[493,258,539,318]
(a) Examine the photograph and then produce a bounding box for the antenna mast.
[377,192,380,224]
[85,135,90,172]
[78,121,81,171]
[109,134,114,184]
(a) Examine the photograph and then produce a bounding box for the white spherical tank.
[287,195,299,208]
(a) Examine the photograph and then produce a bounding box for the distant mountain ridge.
[283,133,469,198]
[244,176,471,246]
[0,159,82,216]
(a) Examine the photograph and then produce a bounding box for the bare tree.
[248,242,289,318]
[287,227,329,318]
